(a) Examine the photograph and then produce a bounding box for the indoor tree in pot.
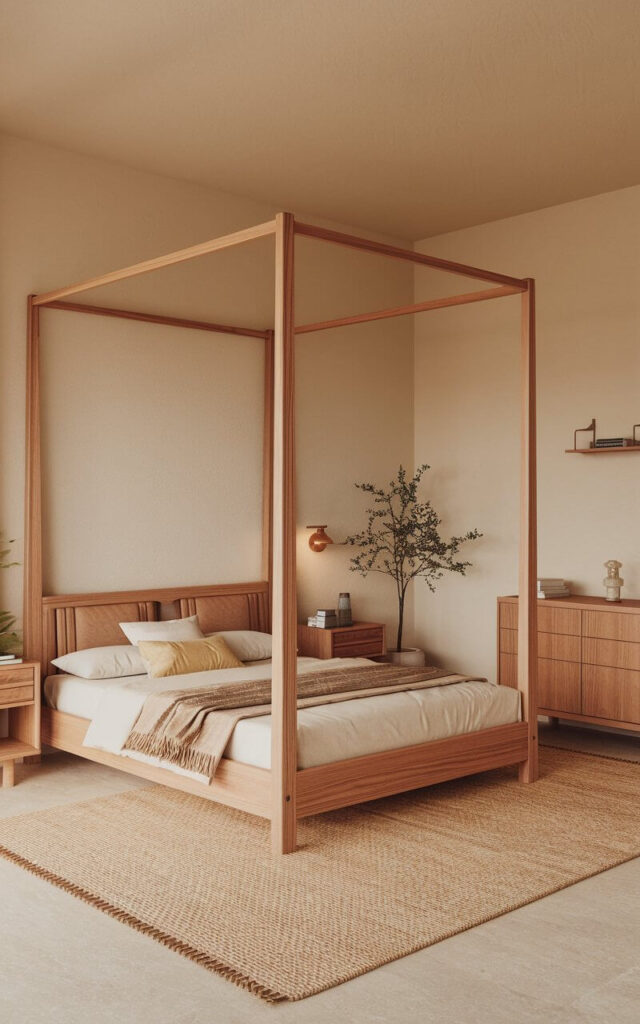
[345,465,481,666]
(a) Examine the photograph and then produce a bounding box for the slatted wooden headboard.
[42,581,270,675]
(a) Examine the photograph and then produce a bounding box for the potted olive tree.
[345,465,481,666]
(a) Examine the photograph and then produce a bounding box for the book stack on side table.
[307,609,338,629]
[0,654,24,665]
[538,578,570,599]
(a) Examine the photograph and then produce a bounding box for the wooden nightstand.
[297,622,386,660]
[0,661,41,788]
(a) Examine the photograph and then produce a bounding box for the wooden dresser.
[498,595,640,732]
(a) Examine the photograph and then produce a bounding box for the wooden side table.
[297,622,386,660]
[0,661,41,788]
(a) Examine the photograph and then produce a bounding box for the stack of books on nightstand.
[537,578,571,599]
[0,653,23,665]
[307,609,338,628]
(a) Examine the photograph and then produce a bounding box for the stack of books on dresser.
[0,653,23,665]
[537,578,571,599]
[307,609,338,629]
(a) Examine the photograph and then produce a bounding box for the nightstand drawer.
[333,628,383,653]
[0,684,34,706]
[0,666,34,687]
[333,639,384,658]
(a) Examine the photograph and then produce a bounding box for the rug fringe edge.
[0,842,287,1003]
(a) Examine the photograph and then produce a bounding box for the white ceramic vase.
[387,648,426,667]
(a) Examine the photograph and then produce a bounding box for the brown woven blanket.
[123,663,483,780]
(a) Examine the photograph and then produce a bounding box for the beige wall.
[0,134,414,639]
[413,186,640,679]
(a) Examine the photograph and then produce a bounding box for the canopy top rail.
[294,221,528,291]
[31,214,526,335]
[39,299,270,341]
[32,219,278,307]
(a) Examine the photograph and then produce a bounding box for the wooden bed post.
[262,330,274,589]
[518,279,538,783]
[24,296,43,664]
[271,214,297,853]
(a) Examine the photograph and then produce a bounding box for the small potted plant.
[346,465,481,666]
[0,533,20,655]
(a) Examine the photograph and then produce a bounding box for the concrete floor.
[1,723,638,1024]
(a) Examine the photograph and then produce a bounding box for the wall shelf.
[565,446,640,454]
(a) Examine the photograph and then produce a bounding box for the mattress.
[44,662,521,771]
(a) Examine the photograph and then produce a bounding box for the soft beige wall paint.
[413,186,640,679]
[0,133,414,638]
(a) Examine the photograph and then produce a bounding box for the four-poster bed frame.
[24,213,538,855]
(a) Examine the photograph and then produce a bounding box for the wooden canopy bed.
[24,213,538,854]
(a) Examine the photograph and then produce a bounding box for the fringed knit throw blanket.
[123,663,483,780]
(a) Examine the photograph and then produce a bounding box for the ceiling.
[2,0,639,240]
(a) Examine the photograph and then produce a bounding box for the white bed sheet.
[44,658,521,772]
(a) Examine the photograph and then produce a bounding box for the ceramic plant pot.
[387,648,426,667]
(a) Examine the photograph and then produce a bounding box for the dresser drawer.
[499,603,518,629]
[537,606,580,636]
[499,602,580,636]
[582,637,640,672]
[0,684,34,707]
[502,629,580,662]
[499,653,581,712]
[582,664,640,723]
[499,628,518,655]
[583,611,640,643]
[537,658,581,713]
[499,652,518,688]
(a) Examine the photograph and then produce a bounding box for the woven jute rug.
[1,747,638,1001]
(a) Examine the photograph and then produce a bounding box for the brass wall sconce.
[306,525,334,552]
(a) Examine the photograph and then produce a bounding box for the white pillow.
[208,630,272,662]
[52,645,146,679]
[119,615,204,645]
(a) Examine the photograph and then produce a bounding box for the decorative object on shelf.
[345,464,481,663]
[306,525,334,552]
[337,592,353,627]
[594,437,635,448]
[537,578,570,599]
[603,560,623,603]
[0,531,21,655]
[567,418,640,454]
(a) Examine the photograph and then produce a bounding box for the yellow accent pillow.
[138,635,244,678]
